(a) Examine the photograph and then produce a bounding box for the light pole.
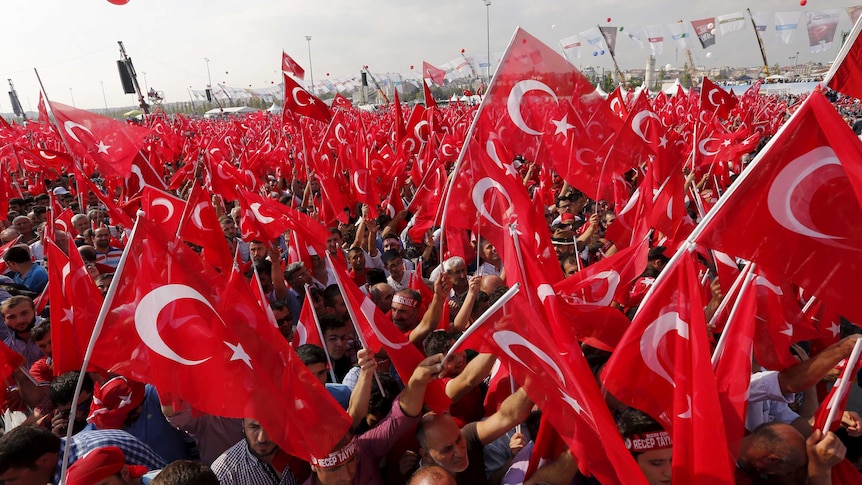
[483,0,491,86]
[69,88,75,107]
[305,35,314,95]
[99,81,108,112]
[142,71,148,94]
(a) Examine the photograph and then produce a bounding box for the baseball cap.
[53,186,70,195]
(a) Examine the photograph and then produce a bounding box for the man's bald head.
[408,464,456,485]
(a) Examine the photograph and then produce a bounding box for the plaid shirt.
[211,440,298,485]
[54,429,166,484]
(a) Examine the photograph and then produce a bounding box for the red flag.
[554,236,648,308]
[694,90,862,324]
[235,188,330,251]
[813,338,862,434]
[45,237,104,376]
[327,255,452,413]
[607,86,628,118]
[49,102,151,178]
[282,73,331,123]
[699,78,737,121]
[126,152,168,195]
[423,80,437,109]
[453,281,648,484]
[177,182,232,272]
[422,61,447,86]
[602,250,735,484]
[331,93,353,110]
[292,286,325,349]
[76,172,134,228]
[0,342,23,402]
[92,218,351,460]
[824,14,862,100]
[141,187,185,238]
[281,51,305,80]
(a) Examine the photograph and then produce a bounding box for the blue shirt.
[12,263,48,294]
[85,385,197,463]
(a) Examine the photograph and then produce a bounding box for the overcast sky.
[2,0,858,110]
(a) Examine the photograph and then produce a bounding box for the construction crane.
[361,67,390,105]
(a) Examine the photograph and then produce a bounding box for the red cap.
[66,446,148,485]
[560,212,576,224]
[88,376,146,429]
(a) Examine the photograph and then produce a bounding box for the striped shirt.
[211,440,299,485]
[54,429,166,484]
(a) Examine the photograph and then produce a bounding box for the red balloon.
[606,17,612,22]
[410,65,414,70]
[326,72,330,76]
[461,48,465,54]
[800,0,807,5]
[107,0,130,4]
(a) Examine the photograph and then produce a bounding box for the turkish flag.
[45,236,105,376]
[452,273,648,484]
[602,251,735,484]
[694,90,862,324]
[327,255,452,414]
[555,235,648,307]
[0,340,22,402]
[282,73,331,124]
[423,80,437,109]
[813,338,862,434]
[177,182,232,273]
[824,14,862,100]
[141,187,185,238]
[235,188,330,253]
[699,77,737,121]
[607,86,628,119]
[91,218,351,460]
[292,286,324,349]
[50,101,151,179]
[422,61,447,86]
[126,152,168,196]
[281,51,305,80]
[331,93,353,110]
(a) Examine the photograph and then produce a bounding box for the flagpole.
[325,253,386,395]
[706,261,753,330]
[711,264,756,368]
[821,338,862,434]
[59,215,142,484]
[444,283,521,363]
[305,284,337,383]
[438,28,520,260]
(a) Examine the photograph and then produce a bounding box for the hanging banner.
[691,18,716,48]
[580,27,606,56]
[750,11,771,32]
[717,12,746,35]
[805,9,842,53]
[848,6,862,25]
[666,22,689,49]
[559,34,582,61]
[621,26,646,50]
[600,26,619,54]
[774,11,802,45]
[645,24,665,56]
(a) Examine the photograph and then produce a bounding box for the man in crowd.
[65,446,150,485]
[93,227,123,268]
[0,296,44,368]
[3,245,48,294]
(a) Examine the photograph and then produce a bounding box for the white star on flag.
[97,141,111,154]
[225,341,253,369]
[551,115,575,138]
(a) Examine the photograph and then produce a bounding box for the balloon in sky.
[606,17,611,22]
[800,0,807,5]
[107,0,130,4]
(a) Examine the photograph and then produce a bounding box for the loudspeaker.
[205,88,212,102]
[117,60,135,94]
[361,72,368,87]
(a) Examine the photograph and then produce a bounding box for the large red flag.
[824,14,862,100]
[452,277,648,485]
[235,188,330,253]
[281,51,305,80]
[282,73,332,124]
[602,250,735,484]
[177,183,232,272]
[141,186,185,237]
[50,102,151,178]
[91,218,351,460]
[694,90,862,324]
[699,77,737,121]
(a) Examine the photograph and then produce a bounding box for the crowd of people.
[0,80,860,485]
